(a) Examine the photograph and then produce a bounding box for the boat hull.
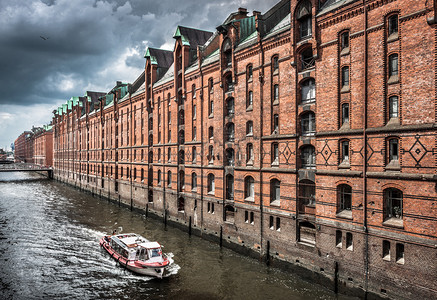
[99,237,170,278]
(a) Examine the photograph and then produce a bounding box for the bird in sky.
[40,36,49,40]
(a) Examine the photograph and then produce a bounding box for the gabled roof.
[173,26,213,49]
[317,0,359,16]
[144,48,173,68]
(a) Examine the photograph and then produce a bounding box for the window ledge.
[385,160,400,171]
[338,161,350,169]
[388,75,399,85]
[271,160,279,167]
[339,122,350,131]
[245,197,255,203]
[273,69,279,76]
[386,117,400,127]
[387,33,399,43]
[207,191,215,196]
[246,105,253,112]
[246,133,253,137]
[341,86,350,93]
[246,160,254,166]
[270,200,280,207]
[383,217,403,228]
[247,78,253,83]
[209,114,214,119]
[301,99,315,105]
[340,48,350,56]
[272,99,279,106]
[336,210,352,219]
[191,188,197,192]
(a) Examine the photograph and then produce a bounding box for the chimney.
[253,11,261,17]
[238,7,248,16]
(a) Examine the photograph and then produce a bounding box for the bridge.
[0,163,53,178]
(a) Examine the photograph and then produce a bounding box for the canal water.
[0,172,353,300]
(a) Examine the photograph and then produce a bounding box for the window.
[384,188,403,221]
[299,180,316,211]
[337,184,352,214]
[301,145,315,169]
[301,111,315,135]
[208,146,214,164]
[388,138,399,163]
[383,240,390,261]
[341,66,350,90]
[167,171,172,187]
[141,168,144,181]
[193,104,197,119]
[225,148,235,166]
[341,103,350,125]
[245,211,249,223]
[177,197,185,212]
[192,146,197,163]
[178,170,185,191]
[340,32,349,52]
[226,97,234,116]
[167,148,171,162]
[247,91,253,109]
[178,150,185,165]
[388,54,399,81]
[157,170,161,185]
[224,205,235,223]
[336,230,342,248]
[272,114,279,134]
[209,100,214,116]
[270,179,280,206]
[346,232,353,251]
[246,121,253,136]
[192,84,196,98]
[168,111,171,124]
[272,56,279,72]
[247,64,253,80]
[178,130,185,144]
[158,148,161,162]
[299,221,315,244]
[223,39,232,68]
[272,143,279,164]
[340,140,350,164]
[388,14,398,38]
[396,243,404,264]
[297,1,312,40]
[226,174,234,200]
[193,126,197,141]
[244,176,255,200]
[246,143,254,163]
[208,174,215,194]
[389,96,399,119]
[273,84,279,102]
[301,48,314,70]
[208,126,214,139]
[226,123,235,142]
[301,78,315,103]
[191,173,197,191]
[168,130,171,142]
[209,78,214,93]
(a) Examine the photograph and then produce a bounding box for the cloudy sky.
[0,0,278,150]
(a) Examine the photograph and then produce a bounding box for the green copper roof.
[173,26,190,46]
[62,104,67,114]
[144,48,157,64]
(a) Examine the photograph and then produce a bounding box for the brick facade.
[48,1,437,299]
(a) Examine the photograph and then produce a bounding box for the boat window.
[138,248,148,261]
[150,248,161,257]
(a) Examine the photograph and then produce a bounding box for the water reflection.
[0,172,353,300]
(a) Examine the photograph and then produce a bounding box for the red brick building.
[14,131,33,163]
[51,0,436,299]
[33,125,53,167]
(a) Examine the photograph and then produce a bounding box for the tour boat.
[100,233,171,278]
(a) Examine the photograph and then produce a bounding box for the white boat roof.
[140,241,161,249]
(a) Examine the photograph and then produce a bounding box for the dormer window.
[297,1,312,40]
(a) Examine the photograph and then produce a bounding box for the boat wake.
[163,252,180,277]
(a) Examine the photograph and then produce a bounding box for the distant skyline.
[0,0,278,151]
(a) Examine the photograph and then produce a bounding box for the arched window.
[341,103,349,125]
[226,123,235,142]
[167,170,172,187]
[387,14,398,38]
[208,126,214,139]
[191,173,197,191]
[273,84,279,101]
[192,146,197,163]
[225,148,235,166]
[177,197,185,212]
[384,188,403,221]
[301,78,315,103]
[167,148,171,162]
[223,39,232,68]
[270,179,280,205]
[226,97,234,116]
[301,145,315,168]
[208,145,214,163]
[178,109,185,125]
[271,142,279,164]
[207,174,215,194]
[272,55,279,72]
[247,91,253,109]
[246,121,253,135]
[340,139,350,164]
[157,170,161,185]
[225,73,234,92]
[157,148,161,162]
[192,84,196,98]
[247,64,253,80]
[178,170,185,192]
[296,1,312,40]
[387,137,399,164]
[224,205,235,223]
[389,96,399,119]
[340,31,349,52]
[273,114,279,134]
[301,111,315,135]
[246,143,254,163]
[245,176,255,200]
[337,184,352,214]
[178,150,185,164]
[226,174,234,200]
[208,78,214,93]
[178,129,185,144]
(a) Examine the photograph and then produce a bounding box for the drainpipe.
[363,1,369,297]
[199,46,205,232]
[129,87,134,210]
